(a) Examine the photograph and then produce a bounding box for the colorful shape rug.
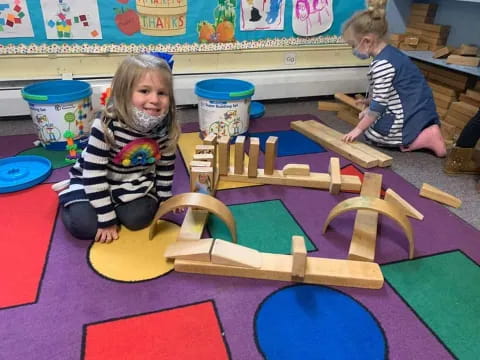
[0,114,479,360]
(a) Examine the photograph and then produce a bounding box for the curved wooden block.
[149,192,237,243]
[323,196,415,259]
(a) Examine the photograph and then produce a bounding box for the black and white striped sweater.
[59,116,175,228]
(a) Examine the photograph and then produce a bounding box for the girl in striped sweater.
[59,54,181,243]
[341,0,446,157]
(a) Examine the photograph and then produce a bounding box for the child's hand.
[342,128,363,143]
[95,225,119,243]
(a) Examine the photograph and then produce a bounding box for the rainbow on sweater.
[113,138,161,166]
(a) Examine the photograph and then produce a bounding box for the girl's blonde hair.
[102,54,180,153]
[343,0,388,39]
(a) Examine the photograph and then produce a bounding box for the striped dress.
[59,116,175,228]
[365,45,439,146]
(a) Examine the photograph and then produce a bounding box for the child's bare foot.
[400,125,447,157]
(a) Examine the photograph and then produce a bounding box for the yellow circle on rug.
[88,220,179,282]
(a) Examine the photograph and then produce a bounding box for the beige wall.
[0,46,367,81]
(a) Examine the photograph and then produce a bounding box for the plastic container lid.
[21,80,92,104]
[195,78,255,100]
[0,155,52,193]
[250,101,265,119]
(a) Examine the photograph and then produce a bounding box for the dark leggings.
[456,110,480,148]
[61,196,158,240]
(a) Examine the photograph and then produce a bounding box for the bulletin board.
[0,0,365,55]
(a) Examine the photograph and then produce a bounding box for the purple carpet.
[0,114,478,359]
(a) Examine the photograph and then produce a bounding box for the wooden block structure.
[248,137,260,178]
[420,183,462,208]
[264,136,278,175]
[291,120,393,168]
[348,172,383,262]
[317,93,363,126]
[172,238,385,289]
[234,136,246,175]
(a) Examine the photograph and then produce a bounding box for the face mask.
[131,106,168,133]
[352,39,370,60]
[353,47,370,60]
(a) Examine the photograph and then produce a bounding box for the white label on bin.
[198,99,250,138]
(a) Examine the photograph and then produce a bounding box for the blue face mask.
[353,47,370,60]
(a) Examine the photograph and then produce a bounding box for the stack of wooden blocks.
[390,3,450,51]
[432,44,480,67]
[318,93,364,127]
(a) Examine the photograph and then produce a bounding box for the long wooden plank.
[305,120,393,167]
[175,254,384,289]
[291,120,379,168]
[222,167,362,192]
[348,173,383,262]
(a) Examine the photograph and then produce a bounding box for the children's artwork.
[40,0,102,39]
[292,0,333,37]
[240,0,286,31]
[0,0,34,38]
[197,0,236,43]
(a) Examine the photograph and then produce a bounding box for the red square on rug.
[0,184,58,309]
[83,301,229,360]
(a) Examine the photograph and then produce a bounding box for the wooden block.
[405,36,419,46]
[428,81,457,97]
[191,167,214,195]
[408,14,434,24]
[234,135,246,175]
[475,81,480,91]
[334,93,364,112]
[291,235,307,280]
[337,109,360,126]
[189,160,212,169]
[466,90,480,102]
[419,183,462,208]
[318,101,347,112]
[175,253,384,289]
[291,120,379,168]
[348,172,383,262]
[428,73,468,92]
[433,46,453,59]
[416,42,430,51]
[389,33,405,42]
[193,153,214,165]
[164,238,214,261]
[282,164,310,176]
[447,108,474,124]
[433,90,457,103]
[178,208,209,241]
[409,23,449,34]
[399,43,418,51]
[411,3,437,12]
[305,120,393,167]
[211,239,262,268]
[459,44,479,56]
[223,167,362,192]
[384,188,424,221]
[248,137,260,178]
[203,133,217,146]
[450,101,479,117]
[459,93,480,107]
[328,157,341,195]
[446,55,480,67]
[195,144,215,154]
[218,135,230,176]
[444,115,468,130]
[264,136,278,175]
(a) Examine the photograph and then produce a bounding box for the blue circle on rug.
[254,285,386,359]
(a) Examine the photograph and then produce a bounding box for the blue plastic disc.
[250,101,265,119]
[0,155,52,194]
